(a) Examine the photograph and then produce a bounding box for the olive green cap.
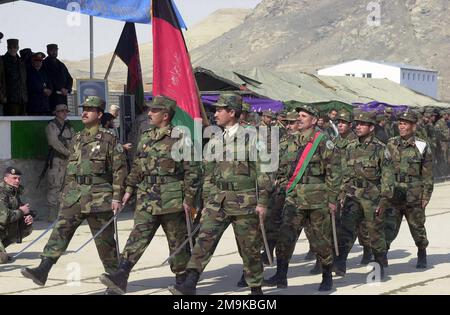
[297,104,319,117]
[354,110,377,125]
[80,96,106,111]
[398,110,418,123]
[212,92,242,111]
[336,110,352,123]
[242,102,251,113]
[262,110,276,119]
[147,95,177,111]
[285,110,299,121]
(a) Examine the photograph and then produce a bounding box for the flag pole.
[104,53,117,80]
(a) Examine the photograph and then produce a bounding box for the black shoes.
[99,260,133,295]
[416,249,427,269]
[168,268,200,295]
[21,257,55,286]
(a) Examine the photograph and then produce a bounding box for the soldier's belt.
[216,180,255,191]
[352,179,380,188]
[75,175,109,185]
[143,175,181,184]
[300,175,325,184]
[394,174,420,183]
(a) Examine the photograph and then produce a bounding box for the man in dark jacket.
[42,44,73,112]
[26,52,52,115]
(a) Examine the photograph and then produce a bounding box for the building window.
[408,73,410,80]
[413,73,416,80]
[427,75,430,81]
[403,73,405,80]
[432,76,435,82]
[367,73,372,78]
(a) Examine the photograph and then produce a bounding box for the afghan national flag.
[152,0,208,135]
[115,22,145,114]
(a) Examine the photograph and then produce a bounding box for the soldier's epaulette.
[98,128,117,143]
[373,137,387,147]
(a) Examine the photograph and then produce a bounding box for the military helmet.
[80,96,106,111]
[354,110,377,125]
[147,95,177,112]
[336,110,352,123]
[213,92,243,111]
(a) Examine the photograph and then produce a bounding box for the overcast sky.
[0,0,262,61]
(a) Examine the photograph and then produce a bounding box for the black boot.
[318,264,333,291]
[236,271,248,288]
[333,253,347,277]
[416,249,427,269]
[250,286,264,295]
[21,257,54,286]
[176,272,187,285]
[168,268,200,295]
[360,246,373,265]
[262,258,288,288]
[309,257,323,275]
[304,249,315,261]
[99,260,132,295]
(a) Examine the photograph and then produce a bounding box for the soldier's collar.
[152,124,172,139]
[1,181,19,193]
[83,125,100,137]
[358,133,374,144]
[299,128,315,142]
[400,135,415,146]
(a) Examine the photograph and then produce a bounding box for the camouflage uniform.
[0,178,32,259]
[45,110,75,222]
[40,96,127,273]
[434,114,450,175]
[119,97,199,276]
[384,111,433,252]
[185,93,272,290]
[274,105,338,276]
[335,110,395,274]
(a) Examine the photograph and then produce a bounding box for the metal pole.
[90,15,94,79]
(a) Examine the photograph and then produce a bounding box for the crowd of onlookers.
[0,33,73,116]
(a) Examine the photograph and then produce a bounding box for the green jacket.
[0,182,24,234]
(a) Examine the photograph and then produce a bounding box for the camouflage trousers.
[335,202,371,249]
[187,208,263,287]
[42,206,118,273]
[265,190,285,245]
[47,157,67,222]
[384,203,428,250]
[275,202,333,266]
[338,197,386,256]
[121,210,189,275]
[0,220,33,252]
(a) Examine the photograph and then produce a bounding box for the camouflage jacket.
[329,131,357,195]
[62,125,127,213]
[434,118,450,142]
[45,119,75,158]
[203,124,273,216]
[277,128,338,209]
[125,125,200,215]
[386,136,434,204]
[340,134,394,209]
[0,182,24,233]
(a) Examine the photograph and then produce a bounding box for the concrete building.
[317,60,439,99]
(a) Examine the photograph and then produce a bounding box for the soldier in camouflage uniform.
[264,104,338,291]
[434,110,450,176]
[169,92,272,295]
[239,102,252,127]
[384,107,399,139]
[45,104,75,222]
[384,110,433,269]
[99,96,200,295]
[0,167,34,264]
[334,110,394,279]
[21,96,127,289]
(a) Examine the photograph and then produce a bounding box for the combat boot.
[333,250,348,277]
[99,260,132,295]
[168,268,200,295]
[176,272,187,285]
[262,258,288,288]
[309,257,323,274]
[304,249,315,261]
[416,249,427,269]
[236,270,248,287]
[318,264,333,292]
[360,246,373,265]
[21,257,54,286]
[250,286,264,295]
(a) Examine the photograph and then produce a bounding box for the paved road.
[1,182,449,295]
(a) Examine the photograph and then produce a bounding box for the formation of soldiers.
[0,91,446,295]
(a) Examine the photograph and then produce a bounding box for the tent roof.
[194,66,449,108]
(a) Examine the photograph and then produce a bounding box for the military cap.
[376,114,386,123]
[80,96,106,111]
[7,38,19,48]
[147,95,177,112]
[398,110,418,123]
[336,110,352,123]
[20,48,32,57]
[242,102,251,113]
[31,52,46,61]
[4,166,22,176]
[277,112,287,120]
[212,92,242,111]
[297,104,319,117]
[354,110,377,124]
[47,44,58,50]
[262,110,276,118]
[285,110,299,121]
[54,104,70,113]
[384,107,393,114]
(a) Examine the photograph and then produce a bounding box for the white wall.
[400,69,438,98]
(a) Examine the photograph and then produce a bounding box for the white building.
[317,60,439,99]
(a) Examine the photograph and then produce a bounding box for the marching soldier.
[264,104,338,291]
[98,96,200,295]
[384,110,433,268]
[334,110,394,279]
[45,104,75,222]
[1,167,34,264]
[21,96,127,290]
[169,92,272,295]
